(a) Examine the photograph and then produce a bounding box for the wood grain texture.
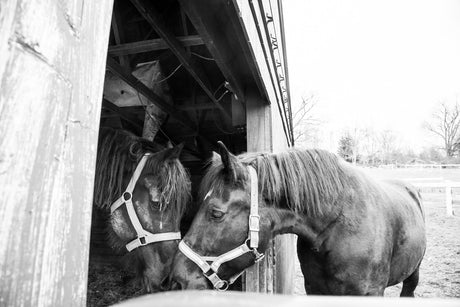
[0,0,113,306]
[243,90,294,294]
[271,95,296,294]
[244,90,271,293]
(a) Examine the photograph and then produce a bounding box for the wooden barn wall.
[0,0,113,306]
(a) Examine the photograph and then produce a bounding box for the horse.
[93,127,191,293]
[169,142,426,296]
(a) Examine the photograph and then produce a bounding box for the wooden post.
[244,90,272,293]
[445,181,453,216]
[0,1,113,306]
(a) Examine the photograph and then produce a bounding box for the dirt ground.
[294,168,460,298]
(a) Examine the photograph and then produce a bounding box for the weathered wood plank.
[0,0,113,306]
[108,35,204,56]
[244,90,272,293]
[271,90,295,294]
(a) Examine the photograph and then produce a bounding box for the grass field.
[294,167,460,298]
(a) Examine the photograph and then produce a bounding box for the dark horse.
[170,142,426,296]
[93,127,190,292]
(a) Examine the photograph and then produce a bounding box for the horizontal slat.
[108,35,204,56]
[413,182,460,188]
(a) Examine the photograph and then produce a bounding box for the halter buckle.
[253,249,265,263]
[136,235,148,246]
[249,214,260,231]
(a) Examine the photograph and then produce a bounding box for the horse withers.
[170,142,426,296]
[93,128,191,292]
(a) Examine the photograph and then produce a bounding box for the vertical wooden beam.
[244,90,272,293]
[445,181,453,216]
[270,91,296,294]
[111,0,129,68]
[0,0,113,306]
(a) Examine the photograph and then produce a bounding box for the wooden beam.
[106,57,197,131]
[108,35,204,56]
[178,103,217,111]
[102,99,143,131]
[179,0,246,103]
[129,0,233,125]
[111,0,129,68]
[244,90,272,293]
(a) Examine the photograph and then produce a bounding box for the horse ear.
[168,143,184,160]
[157,143,184,161]
[217,141,237,181]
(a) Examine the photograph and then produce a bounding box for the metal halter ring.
[215,280,229,292]
[123,192,132,201]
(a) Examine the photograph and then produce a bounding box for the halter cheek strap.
[110,153,181,252]
[178,165,264,291]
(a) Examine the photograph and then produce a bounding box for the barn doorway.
[87,1,250,304]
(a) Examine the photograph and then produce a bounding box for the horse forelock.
[200,148,359,217]
[144,154,191,221]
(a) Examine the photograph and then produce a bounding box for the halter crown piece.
[110,153,181,252]
[178,165,264,291]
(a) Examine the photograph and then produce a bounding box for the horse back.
[383,180,425,220]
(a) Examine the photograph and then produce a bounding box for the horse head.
[169,142,273,290]
[95,129,190,293]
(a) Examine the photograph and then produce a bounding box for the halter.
[110,153,181,252]
[178,166,264,291]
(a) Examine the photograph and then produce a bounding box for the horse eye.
[211,209,225,219]
[151,200,161,209]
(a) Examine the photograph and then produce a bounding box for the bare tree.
[360,127,380,165]
[379,129,398,164]
[293,94,321,146]
[425,101,460,157]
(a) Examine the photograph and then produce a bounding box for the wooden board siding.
[271,87,296,294]
[244,90,273,293]
[0,1,113,306]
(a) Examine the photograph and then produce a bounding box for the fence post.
[445,181,453,216]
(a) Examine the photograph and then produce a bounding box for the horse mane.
[93,127,190,220]
[200,148,359,216]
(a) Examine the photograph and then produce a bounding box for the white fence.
[399,164,460,169]
[412,181,460,216]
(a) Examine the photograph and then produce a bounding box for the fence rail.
[412,181,460,216]
[399,164,460,169]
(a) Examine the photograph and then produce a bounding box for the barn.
[0,0,294,306]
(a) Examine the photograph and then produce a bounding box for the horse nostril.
[170,280,182,291]
[160,277,171,291]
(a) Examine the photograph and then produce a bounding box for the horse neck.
[263,194,344,247]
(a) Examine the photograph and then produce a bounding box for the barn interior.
[88,0,293,304]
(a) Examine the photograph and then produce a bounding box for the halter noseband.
[110,153,181,252]
[178,166,264,291]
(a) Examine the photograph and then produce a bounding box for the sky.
[283,0,460,152]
